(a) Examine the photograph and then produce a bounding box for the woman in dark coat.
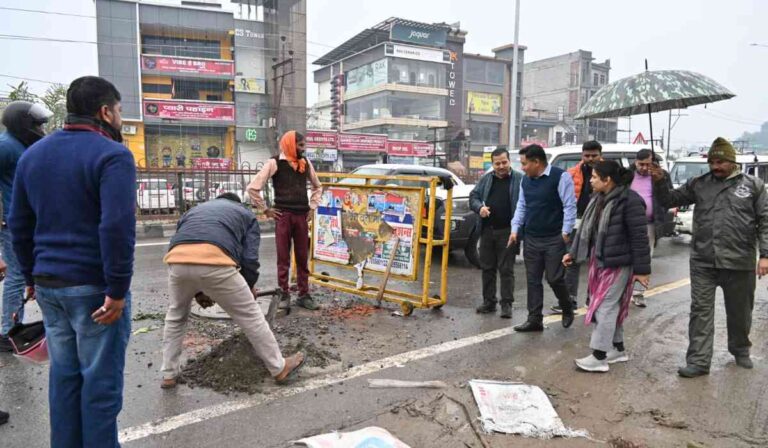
[563,160,651,372]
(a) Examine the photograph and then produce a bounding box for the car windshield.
[339,167,391,185]
[670,162,713,185]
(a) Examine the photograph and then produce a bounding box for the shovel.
[376,237,401,306]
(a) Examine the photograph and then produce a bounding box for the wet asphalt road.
[1,235,768,447]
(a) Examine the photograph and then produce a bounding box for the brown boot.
[161,377,177,389]
[275,352,306,384]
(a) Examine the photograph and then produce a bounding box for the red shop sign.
[141,55,234,76]
[143,100,235,122]
[387,140,434,157]
[337,133,387,152]
[192,158,233,170]
[305,130,338,149]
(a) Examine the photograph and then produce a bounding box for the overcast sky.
[1,0,765,149]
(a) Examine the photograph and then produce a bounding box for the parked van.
[670,153,768,233]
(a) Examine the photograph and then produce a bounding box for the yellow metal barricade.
[309,173,453,316]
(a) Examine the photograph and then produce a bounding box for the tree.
[40,84,68,132]
[7,81,37,102]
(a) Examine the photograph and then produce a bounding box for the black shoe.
[514,321,544,332]
[476,302,497,314]
[562,309,575,328]
[500,303,512,319]
[0,409,8,425]
[735,355,754,369]
[678,365,710,378]
[0,335,13,353]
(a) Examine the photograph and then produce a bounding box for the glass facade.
[465,58,505,85]
[387,58,446,88]
[469,122,501,145]
[145,125,228,168]
[345,91,444,123]
[142,35,222,59]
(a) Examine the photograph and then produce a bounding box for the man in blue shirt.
[9,76,135,448]
[509,144,577,331]
[0,101,52,351]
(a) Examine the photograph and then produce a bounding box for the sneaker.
[296,294,320,311]
[632,294,647,308]
[550,305,563,314]
[735,355,754,369]
[0,335,13,353]
[606,349,629,364]
[575,354,609,372]
[500,303,512,319]
[476,302,497,314]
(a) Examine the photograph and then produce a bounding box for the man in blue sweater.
[509,144,577,332]
[0,101,52,351]
[9,76,135,448]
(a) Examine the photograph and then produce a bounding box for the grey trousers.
[479,227,516,305]
[687,264,755,368]
[524,234,572,322]
[589,266,632,352]
[161,264,285,379]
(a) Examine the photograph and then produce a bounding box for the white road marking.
[135,234,275,248]
[119,277,691,444]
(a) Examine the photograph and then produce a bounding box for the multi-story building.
[95,0,306,168]
[522,50,617,147]
[311,17,524,171]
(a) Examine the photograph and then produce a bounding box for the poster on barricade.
[313,186,421,278]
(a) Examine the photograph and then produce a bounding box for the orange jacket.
[568,161,586,199]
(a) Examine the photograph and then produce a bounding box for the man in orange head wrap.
[247,131,323,310]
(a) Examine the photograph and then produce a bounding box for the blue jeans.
[1,227,26,335]
[36,285,131,448]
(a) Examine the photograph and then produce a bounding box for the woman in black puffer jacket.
[563,160,651,373]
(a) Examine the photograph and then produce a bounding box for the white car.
[136,178,176,213]
[670,153,768,234]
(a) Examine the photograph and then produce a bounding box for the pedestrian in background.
[552,140,603,314]
[0,254,9,426]
[247,131,323,310]
[469,147,524,319]
[0,101,52,351]
[564,160,651,372]
[9,76,135,447]
[160,194,305,389]
[510,144,577,332]
[651,137,768,378]
[628,149,673,307]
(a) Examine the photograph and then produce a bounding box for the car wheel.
[464,227,482,269]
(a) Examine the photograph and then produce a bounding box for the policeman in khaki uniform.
[651,137,768,378]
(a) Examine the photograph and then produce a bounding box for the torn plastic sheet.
[469,380,589,439]
[294,426,411,448]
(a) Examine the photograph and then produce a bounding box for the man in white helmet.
[0,101,52,351]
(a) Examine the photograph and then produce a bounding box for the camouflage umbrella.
[575,67,735,152]
[575,70,735,119]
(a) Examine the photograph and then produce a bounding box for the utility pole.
[665,109,687,161]
[270,35,295,155]
[508,0,521,149]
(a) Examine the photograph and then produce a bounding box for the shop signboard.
[306,130,338,149]
[467,91,502,116]
[235,77,267,94]
[346,59,388,94]
[384,43,450,64]
[390,22,447,48]
[338,133,388,152]
[306,149,338,162]
[143,100,235,122]
[387,140,434,157]
[141,54,234,76]
[193,158,233,170]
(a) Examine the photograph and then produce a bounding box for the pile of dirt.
[181,332,340,395]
